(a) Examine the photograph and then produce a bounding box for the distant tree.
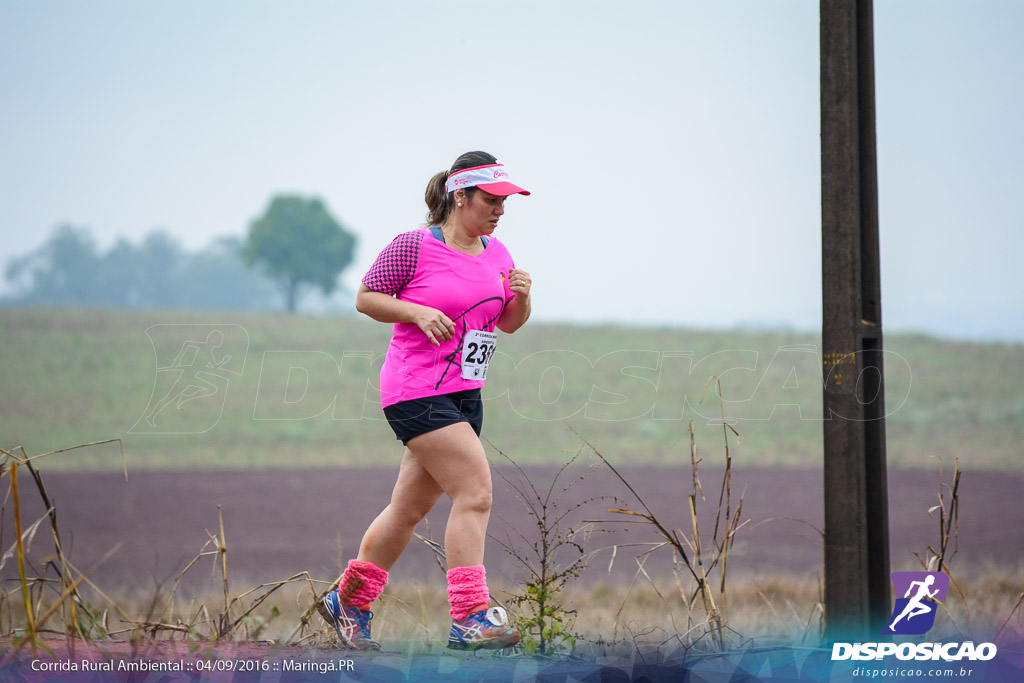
[241,195,357,313]
[178,236,278,311]
[3,226,278,311]
[134,230,187,307]
[4,224,103,305]
[95,230,185,307]
[96,237,146,306]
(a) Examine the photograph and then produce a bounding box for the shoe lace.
[468,610,489,627]
[354,608,373,637]
[460,606,508,630]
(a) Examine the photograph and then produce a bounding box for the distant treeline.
[3,225,280,311]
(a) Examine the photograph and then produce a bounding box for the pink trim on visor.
[445,163,531,197]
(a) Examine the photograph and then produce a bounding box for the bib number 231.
[461,330,497,381]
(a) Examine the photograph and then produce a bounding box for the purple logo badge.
[883,571,949,635]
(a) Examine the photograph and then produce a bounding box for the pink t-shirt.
[362,228,516,407]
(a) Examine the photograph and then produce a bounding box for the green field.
[2,307,1021,470]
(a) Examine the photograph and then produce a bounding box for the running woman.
[318,151,532,651]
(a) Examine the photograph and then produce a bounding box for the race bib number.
[461,330,497,380]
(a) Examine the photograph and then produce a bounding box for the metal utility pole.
[820,0,891,640]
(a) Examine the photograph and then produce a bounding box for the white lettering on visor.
[445,165,517,193]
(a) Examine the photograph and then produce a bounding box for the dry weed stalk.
[578,375,747,654]
[412,518,448,574]
[1,442,124,657]
[917,456,961,573]
[486,440,619,655]
[0,441,326,653]
[8,463,37,656]
[154,508,315,643]
[408,441,619,654]
[913,457,968,617]
[995,592,1024,640]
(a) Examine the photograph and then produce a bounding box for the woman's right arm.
[355,284,455,347]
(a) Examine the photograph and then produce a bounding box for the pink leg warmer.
[447,565,490,621]
[338,559,389,607]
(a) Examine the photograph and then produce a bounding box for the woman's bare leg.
[403,422,492,569]
[356,447,444,570]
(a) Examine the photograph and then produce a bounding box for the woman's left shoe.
[447,606,520,651]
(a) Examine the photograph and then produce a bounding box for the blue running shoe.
[317,589,381,650]
[448,606,520,651]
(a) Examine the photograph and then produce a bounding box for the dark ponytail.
[424,150,499,226]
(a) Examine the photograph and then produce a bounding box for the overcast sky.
[1,1,1021,341]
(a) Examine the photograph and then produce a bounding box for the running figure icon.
[888,574,939,631]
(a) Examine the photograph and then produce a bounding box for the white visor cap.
[445,164,530,197]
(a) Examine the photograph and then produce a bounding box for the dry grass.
[7,569,1019,657]
[567,376,749,654]
[0,441,332,659]
[3,437,1022,662]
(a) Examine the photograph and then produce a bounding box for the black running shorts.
[382,389,484,445]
